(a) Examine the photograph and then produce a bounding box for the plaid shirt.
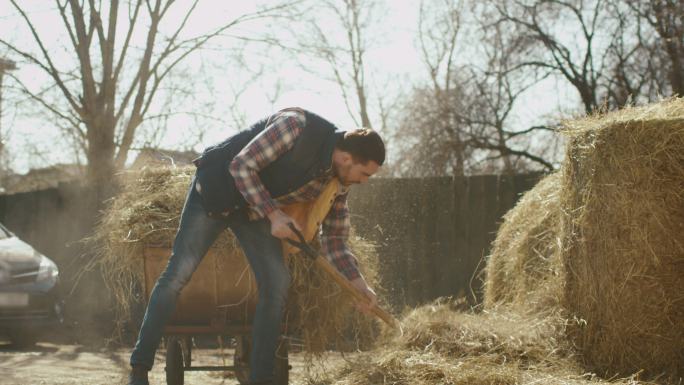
[228,108,360,280]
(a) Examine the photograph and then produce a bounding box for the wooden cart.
[141,179,389,385]
[143,246,289,385]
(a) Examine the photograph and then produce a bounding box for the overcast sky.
[0,1,576,174]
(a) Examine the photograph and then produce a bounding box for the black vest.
[193,110,343,217]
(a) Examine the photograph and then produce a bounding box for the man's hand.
[267,209,301,240]
[350,276,377,315]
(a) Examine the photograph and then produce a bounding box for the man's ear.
[340,151,353,164]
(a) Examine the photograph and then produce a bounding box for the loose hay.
[90,166,380,353]
[560,99,684,378]
[321,299,648,385]
[286,237,382,354]
[483,172,563,311]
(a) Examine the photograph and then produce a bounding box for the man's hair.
[336,128,385,165]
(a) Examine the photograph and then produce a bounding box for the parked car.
[0,221,63,347]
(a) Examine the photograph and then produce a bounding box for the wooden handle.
[313,255,398,328]
[280,179,398,328]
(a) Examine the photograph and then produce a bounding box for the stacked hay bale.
[560,100,684,377]
[91,166,380,353]
[483,172,563,311]
[484,98,684,381]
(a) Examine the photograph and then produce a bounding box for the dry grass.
[89,99,684,383]
[560,99,684,379]
[286,235,382,354]
[481,98,684,383]
[315,299,649,385]
[89,166,380,353]
[483,172,563,311]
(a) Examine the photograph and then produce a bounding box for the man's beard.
[333,162,352,186]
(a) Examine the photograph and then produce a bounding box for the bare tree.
[494,0,614,114]
[296,0,379,129]
[419,0,470,175]
[393,0,557,177]
[0,1,287,192]
[389,0,473,177]
[628,0,684,97]
[0,58,17,180]
[462,4,557,173]
[601,2,655,107]
[494,0,683,113]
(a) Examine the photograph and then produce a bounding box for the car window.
[0,223,11,239]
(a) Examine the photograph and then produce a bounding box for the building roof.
[130,147,199,169]
[0,147,199,195]
[0,164,85,194]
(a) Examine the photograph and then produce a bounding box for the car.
[0,221,63,347]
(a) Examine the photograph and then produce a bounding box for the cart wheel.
[166,337,184,385]
[234,335,251,384]
[273,338,290,385]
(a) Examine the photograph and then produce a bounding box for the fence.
[348,173,542,309]
[0,173,542,317]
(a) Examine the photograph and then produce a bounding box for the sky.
[0,0,576,174]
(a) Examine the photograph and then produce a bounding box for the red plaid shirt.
[228,108,360,280]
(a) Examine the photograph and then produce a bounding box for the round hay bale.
[90,166,381,352]
[560,98,684,378]
[483,172,563,311]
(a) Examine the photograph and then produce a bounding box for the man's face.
[334,154,380,186]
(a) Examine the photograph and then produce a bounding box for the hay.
[89,166,200,333]
[560,99,684,378]
[90,166,380,352]
[483,172,563,311]
[482,98,684,382]
[286,235,382,354]
[320,299,648,385]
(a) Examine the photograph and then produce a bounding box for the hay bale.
[90,166,380,352]
[323,299,643,385]
[481,99,684,381]
[483,172,563,311]
[560,99,684,378]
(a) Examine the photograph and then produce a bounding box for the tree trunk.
[665,43,684,96]
[85,121,117,200]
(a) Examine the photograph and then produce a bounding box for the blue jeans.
[130,178,290,383]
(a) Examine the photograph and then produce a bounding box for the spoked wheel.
[234,335,290,385]
[165,337,185,385]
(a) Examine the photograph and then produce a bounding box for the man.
[128,107,385,385]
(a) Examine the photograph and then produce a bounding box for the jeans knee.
[157,257,196,294]
[259,268,290,303]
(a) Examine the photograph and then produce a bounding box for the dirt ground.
[0,341,348,385]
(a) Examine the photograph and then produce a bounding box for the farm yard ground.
[0,341,346,385]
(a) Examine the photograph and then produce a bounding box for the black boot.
[127,365,149,385]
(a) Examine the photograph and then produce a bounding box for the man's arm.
[229,109,305,238]
[320,193,377,312]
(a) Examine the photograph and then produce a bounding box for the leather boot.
[127,365,149,385]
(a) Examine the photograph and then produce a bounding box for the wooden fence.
[348,173,542,309]
[0,173,543,317]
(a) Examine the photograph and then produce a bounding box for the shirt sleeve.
[229,109,305,218]
[320,192,361,280]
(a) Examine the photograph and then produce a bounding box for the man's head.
[332,128,385,186]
